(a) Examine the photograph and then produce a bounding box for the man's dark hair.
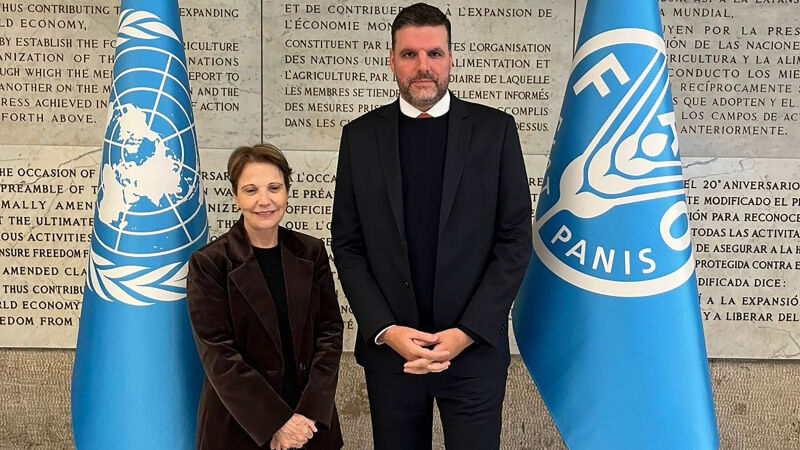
[391,3,451,50]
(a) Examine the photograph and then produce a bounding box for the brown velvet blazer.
[187,218,344,449]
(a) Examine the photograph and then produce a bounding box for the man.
[331,3,532,449]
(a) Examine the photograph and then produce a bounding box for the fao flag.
[71,1,207,449]
[512,1,719,448]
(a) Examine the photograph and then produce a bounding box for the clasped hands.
[270,413,317,450]
[379,326,474,375]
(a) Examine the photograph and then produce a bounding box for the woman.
[187,144,344,450]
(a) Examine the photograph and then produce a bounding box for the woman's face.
[233,162,288,238]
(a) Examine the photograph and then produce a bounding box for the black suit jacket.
[332,94,532,376]
[187,219,344,449]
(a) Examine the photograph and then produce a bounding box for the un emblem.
[86,10,207,306]
[534,29,694,297]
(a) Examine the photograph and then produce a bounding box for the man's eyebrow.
[397,46,446,52]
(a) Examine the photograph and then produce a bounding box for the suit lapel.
[229,256,283,355]
[377,101,406,239]
[227,226,315,362]
[439,96,472,237]
[376,96,472,240]
[280,229,313,364]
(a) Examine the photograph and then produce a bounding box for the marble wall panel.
[577,0,800,158]
[0,145,99,347]
[661,2,800,158]
[262,0,572,153]
[685,157,800,359]
[0,0,260,148]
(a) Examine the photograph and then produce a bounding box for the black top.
[398,113,448,332]
[252,244,299,408]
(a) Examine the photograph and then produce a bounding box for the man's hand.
[431,328,474,362]
[380,325,450,363]
[403,328,474,374]
[270,414,317,450]
[403,357,450,375]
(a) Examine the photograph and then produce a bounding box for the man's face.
[390,25,452,111]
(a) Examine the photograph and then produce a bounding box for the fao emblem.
[534,28,694,297]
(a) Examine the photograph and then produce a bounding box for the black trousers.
[364,369,508,450]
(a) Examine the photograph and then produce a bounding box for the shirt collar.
[398,91,450,118]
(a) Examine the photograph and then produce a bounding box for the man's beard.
[399,72,448,110]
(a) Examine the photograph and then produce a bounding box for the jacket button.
[403,281,410,288]
[298,362,307,372]
[400,240,405,247]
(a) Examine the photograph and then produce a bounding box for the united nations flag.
[513,1,718,448]
[71,1,207,448]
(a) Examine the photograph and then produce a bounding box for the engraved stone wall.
[1,0,800,359]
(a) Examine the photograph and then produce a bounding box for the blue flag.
[513,1,718,448]
[71,2,207,448]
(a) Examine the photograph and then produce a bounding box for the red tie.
[417,112,432,119]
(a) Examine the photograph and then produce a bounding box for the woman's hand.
[269,414,317,449]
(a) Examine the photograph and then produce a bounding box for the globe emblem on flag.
[533,29,694,297]
[95,46,205,258]
[86,11,207,306]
